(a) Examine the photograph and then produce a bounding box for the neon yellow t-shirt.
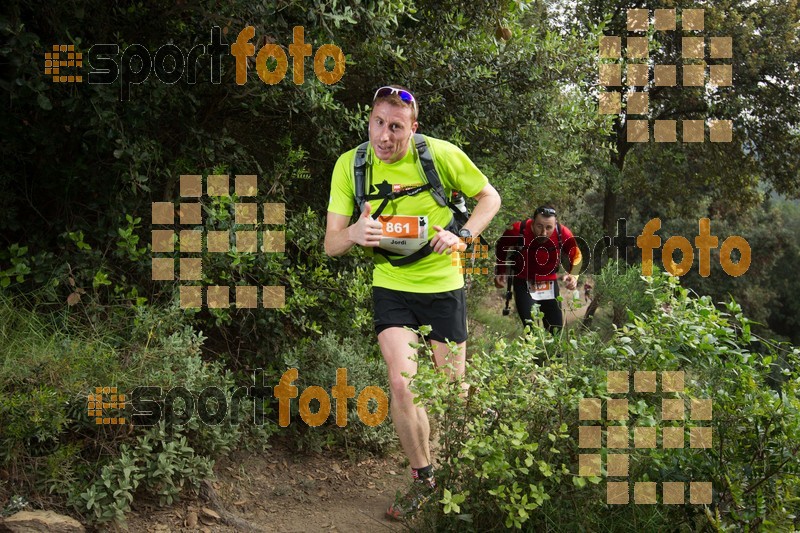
[328,135,488,293]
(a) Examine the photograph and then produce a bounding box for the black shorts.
[373,286,467,343]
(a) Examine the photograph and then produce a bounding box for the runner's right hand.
[349,201,383,247]
[494,275,505,289]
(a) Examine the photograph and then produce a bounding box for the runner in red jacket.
[494,206,582,332]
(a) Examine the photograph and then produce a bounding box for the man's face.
[533,214,557,238]
[368,101,418,164]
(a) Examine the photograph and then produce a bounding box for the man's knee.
[387,373,414,404]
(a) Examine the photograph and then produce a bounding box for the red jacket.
[495,219,582,281]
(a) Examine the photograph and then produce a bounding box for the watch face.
[459,229,472,239]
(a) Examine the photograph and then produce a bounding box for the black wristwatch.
[458,228,473,242]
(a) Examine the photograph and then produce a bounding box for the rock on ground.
[1,510,85,532]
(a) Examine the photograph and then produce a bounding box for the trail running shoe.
[385,478,436,520]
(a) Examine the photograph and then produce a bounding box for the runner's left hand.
[562,274,578,291]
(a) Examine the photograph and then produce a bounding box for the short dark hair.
[534,205,557,218]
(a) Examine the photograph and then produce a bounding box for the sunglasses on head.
[373,86,417,115]
[535,207,557,217]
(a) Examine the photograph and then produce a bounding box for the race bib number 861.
[378,215,428,256]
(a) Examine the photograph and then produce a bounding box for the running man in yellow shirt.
[325,85,501,520]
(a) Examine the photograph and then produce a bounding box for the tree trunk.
[602,116,628,237]
[612,305,626,326]
[602,179,617,237]
[582,296,600,326]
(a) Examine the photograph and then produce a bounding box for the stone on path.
[1,510,85,532]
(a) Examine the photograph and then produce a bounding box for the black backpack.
[353,134,479,266]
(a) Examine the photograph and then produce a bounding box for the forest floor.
[120,283,591,532]
[123,441,405,532]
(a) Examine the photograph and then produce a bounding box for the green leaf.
[37,93,52,110]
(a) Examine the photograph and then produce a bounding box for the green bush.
[591,260,659,327]
[74,423,219,523]
[411,274,800,531]
[280,331,396,456]
[0,294,278,524]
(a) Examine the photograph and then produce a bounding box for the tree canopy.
[568,0,800,232]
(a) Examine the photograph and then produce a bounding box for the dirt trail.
[563,284,591,325]
[124,441,405,532]
[482,281,591,326]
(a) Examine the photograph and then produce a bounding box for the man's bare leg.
[378,327,431,468]
[430,339,469,397]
